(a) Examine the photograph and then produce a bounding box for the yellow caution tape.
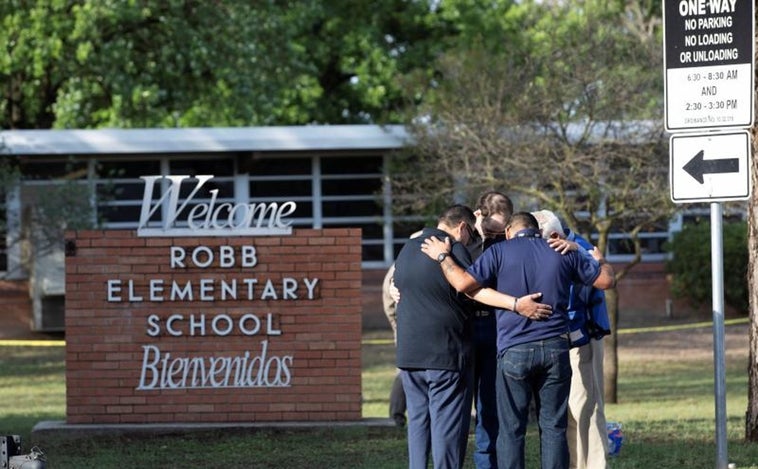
[0,317,749,348]
[362,317,751,345]
[616,317,748,335]
[0,339,65,347]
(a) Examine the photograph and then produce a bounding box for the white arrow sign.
[669,131,751,203]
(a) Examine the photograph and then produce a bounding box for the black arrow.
[682,150,739,184]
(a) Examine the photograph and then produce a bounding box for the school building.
[0,125,700,333]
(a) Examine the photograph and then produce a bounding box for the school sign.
[64,176,363,424]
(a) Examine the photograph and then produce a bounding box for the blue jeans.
[401,368,473,469]
[496,335,572,469]
[473,315,499,469]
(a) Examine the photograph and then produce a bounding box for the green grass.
[1,330,757,468]
[604,354,755,469]
[0,345,66,442]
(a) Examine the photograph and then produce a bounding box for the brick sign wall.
[64,229,362,424]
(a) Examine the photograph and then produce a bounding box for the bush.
[664,221,748,313]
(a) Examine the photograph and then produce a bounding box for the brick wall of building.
[360,261,721,331]
[64,229,363,424]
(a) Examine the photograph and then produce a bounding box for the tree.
[287,0,456,124]
[1,1,312,128]
[0,153,97,280]
[391,0,674,402]
[745,0,758,442]
[1,0,458,129]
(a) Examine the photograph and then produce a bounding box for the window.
[243,154,389,263]
[247,157,313,226]
[15,150,395,266]
[320,156,385,263]
[95,156,237,228]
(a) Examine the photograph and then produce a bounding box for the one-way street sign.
[670,130,751,203]
[663,0,754,132]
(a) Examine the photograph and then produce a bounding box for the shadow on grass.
[0,346,65,379]
[35,426,410,469]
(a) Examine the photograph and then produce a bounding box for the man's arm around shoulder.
[427,237,481,293]
[590,248,615,290]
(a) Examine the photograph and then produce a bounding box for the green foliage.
[665,221,749,312]
[0,0,457,129]
[0,0,668,129]
[394,0,673,265]
[522,0,663,123]
[284,0,455,125]
[1,1,304,128]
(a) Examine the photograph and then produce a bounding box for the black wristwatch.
[437,252,449,263]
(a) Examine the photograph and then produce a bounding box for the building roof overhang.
[0,125,411,156]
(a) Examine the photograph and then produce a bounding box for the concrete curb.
[32,418,400,439]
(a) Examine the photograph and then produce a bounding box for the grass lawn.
[1,322,756,468]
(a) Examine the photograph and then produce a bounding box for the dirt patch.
[618,322,749,361]
[614,286,749,362]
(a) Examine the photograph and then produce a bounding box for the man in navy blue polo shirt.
[420,212,615,469]
[394,205,552,469]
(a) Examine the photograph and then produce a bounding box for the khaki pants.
[567,339,608,469]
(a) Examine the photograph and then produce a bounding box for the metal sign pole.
[662,1,753,465]
[710,202,727,469]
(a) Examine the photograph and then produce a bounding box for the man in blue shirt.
[420,212,615,469]
[395,205,552,469]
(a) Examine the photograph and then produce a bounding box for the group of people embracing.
[383,191,614,469]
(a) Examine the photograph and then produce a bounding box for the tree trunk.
[748,202,758,441]
[603,287,619,403]
[746,123,758,440]
[745,5,758,439]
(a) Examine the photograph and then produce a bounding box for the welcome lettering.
[137,175,296,237]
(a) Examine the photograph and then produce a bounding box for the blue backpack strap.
[586,288,611,339]
[566,230,611,343]
[567,282,591,347]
